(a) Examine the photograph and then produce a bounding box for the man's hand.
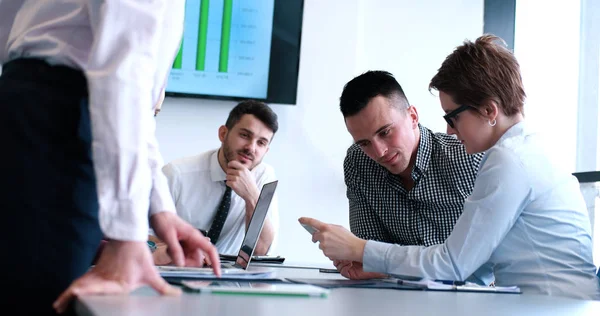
[150,212,221,271]
[225,161,275,255]
[53,241,180,314]
[298,217,367,263]
[334,260,388,280]
[226,161,259,204]
[152,242,213,267]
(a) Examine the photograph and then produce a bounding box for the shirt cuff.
[99,199,150,242]
[362,240,394,274]
[149,176,176,216]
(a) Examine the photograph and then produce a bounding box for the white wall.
[356,0,484,132]
[156,0,484,265]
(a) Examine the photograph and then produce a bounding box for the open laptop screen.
[235,180,278,269]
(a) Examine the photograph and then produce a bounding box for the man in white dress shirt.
[152,100,279,263]
[0,1,219,314]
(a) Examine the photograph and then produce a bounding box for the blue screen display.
[166,0,275,99]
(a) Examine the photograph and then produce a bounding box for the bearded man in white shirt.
[151,100,280,263]
[0,1,219,314]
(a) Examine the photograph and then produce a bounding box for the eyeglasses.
[443,104,474,129]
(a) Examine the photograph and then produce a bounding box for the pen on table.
[381,279,427,288]
[434,280,466,286]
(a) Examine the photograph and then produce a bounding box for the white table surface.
[76,265,600,316]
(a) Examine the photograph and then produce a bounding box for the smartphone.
[301,223,318,235]
[319,268,340,274]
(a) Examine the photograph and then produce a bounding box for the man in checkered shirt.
[341,70,483,247]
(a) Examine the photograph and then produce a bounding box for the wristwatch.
[147,240,157,253]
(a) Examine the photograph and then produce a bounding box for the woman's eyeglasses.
[443,104,473,129]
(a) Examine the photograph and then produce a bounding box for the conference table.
[75,262,600,316]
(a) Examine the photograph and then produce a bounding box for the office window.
[595,65,600,266]
[598,62,600,171]
[593,183,600,266]
[577,0,599,173]
[512,0,600,265]
[514,0,581,171]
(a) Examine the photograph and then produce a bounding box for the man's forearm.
[253,218,274,255]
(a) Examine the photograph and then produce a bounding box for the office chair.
[572,171,600,278]
[573,171,600,234]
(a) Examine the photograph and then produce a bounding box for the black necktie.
[207,184,232,245]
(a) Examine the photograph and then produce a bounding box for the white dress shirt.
[0,0,184,241]
[162,149,280,255]
[363,122,600,300]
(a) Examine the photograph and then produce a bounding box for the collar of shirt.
[412,124,433,180]
[385,124,432,191]
[497,121,527,145]
[210,150,227,182]
[483,121,528,162]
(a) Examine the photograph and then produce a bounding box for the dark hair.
[429,34,526,116]
[339,70,410,118]
[225,100,279,134]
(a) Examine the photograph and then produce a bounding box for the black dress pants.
[0,58,103,315]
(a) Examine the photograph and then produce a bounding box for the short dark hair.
[339,70,410,118]
[225,100,279,134]
[429,34,526,116]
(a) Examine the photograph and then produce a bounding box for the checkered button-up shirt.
[344,124,483,246]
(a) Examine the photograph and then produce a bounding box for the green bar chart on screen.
[195,0,210,71]
[219,0,233,73]
[166,0,275,99]
[173,41,183,69]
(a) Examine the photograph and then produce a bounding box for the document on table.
[181,280,330,297]
[386,278,521,294]
[157,266,276,280]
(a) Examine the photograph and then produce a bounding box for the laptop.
[158,180,278,276]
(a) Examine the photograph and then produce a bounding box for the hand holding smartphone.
[301,223,318,235]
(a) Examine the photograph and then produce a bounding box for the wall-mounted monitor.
[165,0,304,105]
